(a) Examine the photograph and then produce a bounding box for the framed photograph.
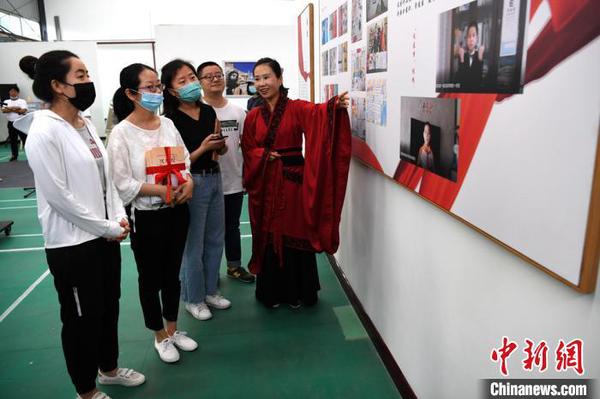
[338,42,348,73]
[223,61,255,97]
[366,0,387,22]
[366,78,386,126]
[351,47,366,90]
[367,17,387,73]
[436,0,528,94]
[351,97,366,140]
[329,11,338,40]
[322,17,329,45]
[323,84,339,101]
[328,47,337,77]
[351,0,363,43]
[338,2,348,37]
[322,50,329,77]
[400,97,459,182]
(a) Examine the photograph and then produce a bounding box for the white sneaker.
[154,337,179,363]
[98,367,146,387]
[76,392,111,399]
[205,294,231,310]
[170,330,198,351]
[185,302,212,320]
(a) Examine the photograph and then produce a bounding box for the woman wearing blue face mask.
[161,59,231,322]
[108,63,198,364]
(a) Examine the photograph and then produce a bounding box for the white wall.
[43,0,302,41]
[336,159,600,398]
[154,24,298,108]
[96,42,155,126]
[0,41,106,137]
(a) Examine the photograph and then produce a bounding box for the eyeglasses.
[137,84,165,93]
[200,73,224,81]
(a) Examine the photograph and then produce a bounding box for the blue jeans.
[180,173,225,304]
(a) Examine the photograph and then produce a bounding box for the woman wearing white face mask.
[161,59,232,322]
[107,63,198,364]
[23,50,145,399]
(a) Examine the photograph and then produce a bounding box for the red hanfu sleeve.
[294,98,352,254]
[241,110,266,197]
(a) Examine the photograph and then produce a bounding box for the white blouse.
[107,116,191,211]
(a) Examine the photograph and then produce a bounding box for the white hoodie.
[21,110,126,248]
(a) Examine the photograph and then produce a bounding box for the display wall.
[320,0,600,292]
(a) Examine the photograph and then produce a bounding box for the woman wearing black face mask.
[23,50,145,399]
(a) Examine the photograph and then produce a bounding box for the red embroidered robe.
[242,96,351,274]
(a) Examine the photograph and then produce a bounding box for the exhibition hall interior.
[0,0,598,398]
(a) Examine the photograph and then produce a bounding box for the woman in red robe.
[242,58,351,309]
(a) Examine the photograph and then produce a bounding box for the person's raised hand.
[337,91,350,109]
[200,133,226,153]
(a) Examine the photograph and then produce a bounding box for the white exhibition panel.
[319,0,600,286]
[0,41,105,139]
[453,38,600,284]
[43,0,300,41]
[323,0,600,395]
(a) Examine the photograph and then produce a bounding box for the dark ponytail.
[112,87,132,122]
[253,57,288,96]
[31,50,78,102]
[160,59,198,118]
[112,63,156,122]
[19,55,37,79]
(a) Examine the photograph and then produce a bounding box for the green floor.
[0,145,400,399]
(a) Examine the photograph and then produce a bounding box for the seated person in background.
[455,21,485,90]
[417,122,435,172]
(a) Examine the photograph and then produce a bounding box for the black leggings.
[129,204,190,331]
[224,192,243,266]
[46,238,121,395]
